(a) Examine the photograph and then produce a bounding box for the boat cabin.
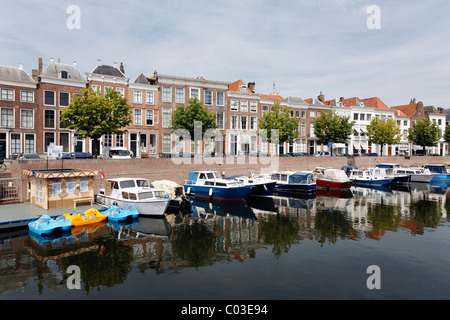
[100,178,166,201]
[271,171,314,184]
[186,171,243,187]
[423,164,447,174]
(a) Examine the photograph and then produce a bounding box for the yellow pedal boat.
[64,208,107,227]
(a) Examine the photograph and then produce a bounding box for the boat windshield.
[138,192,155,200]
[136,179,150,188]
[120,180,136,189]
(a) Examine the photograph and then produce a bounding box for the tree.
[313,111,354,155]
[443,124,450,146]
[258,101,300,150]
[60,87,132,157]
[408,118,441,155]
[366,117,401,156]
[171,97,217,154]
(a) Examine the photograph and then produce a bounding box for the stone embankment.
[4,155,450,203]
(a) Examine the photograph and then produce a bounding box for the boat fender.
[209,188,213,196]
[187,187,191,194]
[113,201,118,206]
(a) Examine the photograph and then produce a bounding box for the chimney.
[19,63,23,70]
[97,59,102,66]
[73,60,77,67]
[248,82,255,93]
[340,97,345,103]
[38,57,43,74]
[120,62,125,74]
[114,62,118,68]
[32,69,38,81]
[318,91,324,102]
[410,98,416,104]
[50,57,54,64]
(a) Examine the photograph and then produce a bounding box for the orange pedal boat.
[64,208,107,227]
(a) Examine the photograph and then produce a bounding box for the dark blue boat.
[423,164,450,184]
[184,171,254,202]
[269,171,316,192]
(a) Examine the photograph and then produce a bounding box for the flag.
[100,169,105,178]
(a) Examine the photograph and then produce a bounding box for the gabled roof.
[0,65,35,84]
[390,104,418,117]
[361,97,389,109]
[42,62,85,82]
[392,110,407,117]
[260,93,286,101]
[92,64,126,78]
[228,79,252,93]
[134,73,150,84]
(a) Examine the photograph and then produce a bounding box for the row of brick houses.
[0,57,447,159]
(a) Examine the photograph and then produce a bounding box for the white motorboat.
[393,167,435,183]
[369,164,409,184]
[349,169,393,186]
[96,177,170,216]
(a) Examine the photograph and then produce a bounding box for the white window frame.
[134,108,142,125]
[162,86,172,102]
[216,111,224,130]
[20,109,34,129]
[250,116,257,131]
[241,115,248,130]
[20,90,34,103]
[116,87,125,96]
[0,108,14,128]
[162,107,172,128]
[44,109,56,129]
[230,99,238,111]
[240,100,248,112]
[134,90,142,104]
[0,88,14,101]
[216,91,224,106]
[190,87,200,100]
[204,90,213,105]
[250,100,257,112]
[44,131,55,152]
[44,90,56,106]
[59,92,70,107]
[146,109,154,126]
[230,115,238,130]
[146,91,154,105]
[175,87,185,103]
[24,133,36,154]
[10,132,21,154]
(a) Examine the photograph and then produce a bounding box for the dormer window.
[60,71,68,79]
[240,85,247,92]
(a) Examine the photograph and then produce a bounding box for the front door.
[0,133,6,159]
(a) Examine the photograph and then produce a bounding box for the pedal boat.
[28,214,72,236]
[102,205,139,222]
[64,208,107,227]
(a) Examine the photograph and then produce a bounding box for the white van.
[101,147,132,159]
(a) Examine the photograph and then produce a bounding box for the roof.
[228,79,252,93]
[361,97,389,109]
[0,65,35,84]
[391,104,418,117]
[92,64,126,78]
[41,62,85,82]
[134,73,150,84]
[260,94,286,101]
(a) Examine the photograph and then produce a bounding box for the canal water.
[1,183,450,301]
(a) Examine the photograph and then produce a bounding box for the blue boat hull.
[184,185,254,201]
[351,179,392,186]
[250,182,277,196]
[430,174,450,184]
[274,183,316,193]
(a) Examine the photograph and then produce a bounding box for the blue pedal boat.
[102,205,139,222]
[28,214,72,236]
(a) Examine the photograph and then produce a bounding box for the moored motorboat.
[184,171,254,201]
[370,164,410,184]
[96,177,170,216]
[394,167,435,183]
[151,180,192,213]
[349,169,393,186]
[422,164,450,184]
[225,174,276,197]
[28,214,72,236]
[314,168,353,190]
[269,170,316,193]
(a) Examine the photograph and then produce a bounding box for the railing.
[0,177,21,204]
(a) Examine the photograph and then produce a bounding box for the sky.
[1,0,449,108]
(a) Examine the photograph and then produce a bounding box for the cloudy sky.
[1,0,449,108]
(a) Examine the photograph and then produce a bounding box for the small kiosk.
[22,169,98,210]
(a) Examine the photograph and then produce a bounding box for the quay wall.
[7,155,450,203]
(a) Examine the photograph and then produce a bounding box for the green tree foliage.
[366,117,401,156]
[443,124,450,145]
[60,87,132,157]
[408,118,441,155]
[171,97,217,153]
[258,101,300,144]
[313,111,354,155]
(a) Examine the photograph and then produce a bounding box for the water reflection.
[1,184,449,297]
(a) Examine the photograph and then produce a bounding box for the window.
[231,115,238,129]
[104,86,113,94]
[21,109,33,128]
[162,134,171,153]
[240,100,248,112]
[162,86,172,102]
[59,92,70,107]
[250,101,257,112]
[403,120,408,126]
[216,91,224,106]
[146,92,154,105]
[367,114,372,121]
[104,134,113,148]
[44,110,55,128]
[44,90,55,105]
[60,70,68,79]
[20,90,34,103]
[250,116,257,130]
[44,132,55,152]
[162,107,172,128]
[354,113,359,121]
[310,111,316,118]
[241,116,248,130]
[91,84,100,92]
[10,133,21,154]
[1,108,14,127]
[190,88,200,99]
[301,122,306,136]
[134,109,142,125]
[230,99,238,111]
[360,113,365,121]
[60,132,70,152]
[204,90,212,105]
[116,134,124,147]
[134,90,142,104]
[1,88,14,101]
[262,105,269,113]
[59,110,67,129]
[146,109,154,126]
[24,134,35,154]
[175,88,185,103]
[149,134,157,154]
[216,111,224,130]
[301,111,306,118]
[116,87,125,96]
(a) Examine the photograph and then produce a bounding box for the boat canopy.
[288,172,314,184]
[323,169,349,182]
[424,165,447,173]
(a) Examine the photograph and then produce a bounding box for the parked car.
[21,153,43,160]
[314,151,331,157]
[60,152,93,159]
[362,153,378,157]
